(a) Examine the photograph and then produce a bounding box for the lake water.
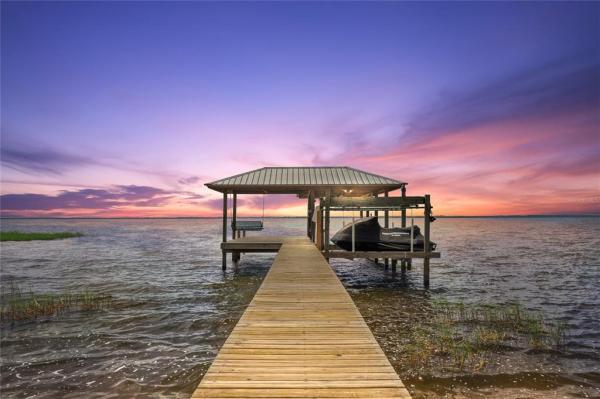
[1,217,599,398]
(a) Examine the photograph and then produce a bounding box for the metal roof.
[205,167,405,196]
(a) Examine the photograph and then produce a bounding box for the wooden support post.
[307,191,314,239]
[324,192,331,256]
[400,185,408,271]
[376,192,383,270]
[423,194,431,288]
[222,192,227,270]
[316,204,323,250]
[375,194,380,265]
[231,193,238,262]
[359,210,363,218]
[401,185,407,227]
[384,191,389,269]
[231,192,237,241]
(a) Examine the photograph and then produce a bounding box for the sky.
[1,1,599,217]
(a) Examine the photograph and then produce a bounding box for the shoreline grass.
[0,231,83,241]
[402,300,569,372]
[1,284,111,322]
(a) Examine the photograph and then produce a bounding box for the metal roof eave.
[204,183,405,196]
[205,167,406,192]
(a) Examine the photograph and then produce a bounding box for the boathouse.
[205,166,439,286]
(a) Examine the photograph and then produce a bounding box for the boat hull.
[331,217,436,252]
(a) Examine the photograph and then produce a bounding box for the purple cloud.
[0,185,201,211]
[0,145,99,175]
[406,52,600,139]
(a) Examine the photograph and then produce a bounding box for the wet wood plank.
[192,237,411,398]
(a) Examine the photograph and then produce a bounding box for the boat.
[331,216,436,252]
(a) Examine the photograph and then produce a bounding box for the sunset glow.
[1,2,598,217]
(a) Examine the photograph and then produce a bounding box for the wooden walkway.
[192,237,411,398]
[221,236,288,252]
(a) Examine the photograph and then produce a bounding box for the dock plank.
[192,237,411,399]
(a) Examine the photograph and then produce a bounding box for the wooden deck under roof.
[192,237,412,399]
[221,236,288,252]
[221,236,441,260]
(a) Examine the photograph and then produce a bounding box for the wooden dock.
[192,237,412,398]
[222,236,440,261]
[221,236,287,253]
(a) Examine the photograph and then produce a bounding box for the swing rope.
[261,193,265,223]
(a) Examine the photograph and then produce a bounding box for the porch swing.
[233,193,265,237]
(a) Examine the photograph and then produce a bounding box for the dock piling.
[222,192,227,270]
[423,194,431,288]
[324,191,331,255]
[400,185,407,274]
[384,191,390,269]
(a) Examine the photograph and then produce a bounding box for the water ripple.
[1,217,599,397]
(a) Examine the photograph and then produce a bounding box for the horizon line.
[1,214,598,220]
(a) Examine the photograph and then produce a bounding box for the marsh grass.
[0,231,83,241]
[0,283,112,322]
[403,300,568,372]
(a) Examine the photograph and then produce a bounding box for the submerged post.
[222,192,228,270]
[423,194,431,288]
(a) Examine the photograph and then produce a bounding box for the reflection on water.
[1,217,599,398]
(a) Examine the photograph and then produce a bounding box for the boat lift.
[315,193,440,285]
